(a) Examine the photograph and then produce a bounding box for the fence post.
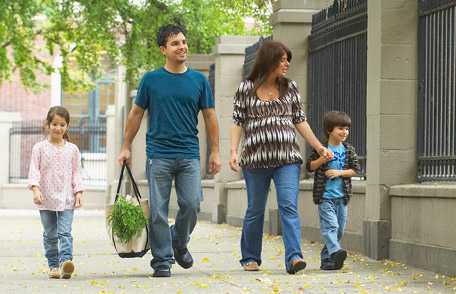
[364,0,418,259]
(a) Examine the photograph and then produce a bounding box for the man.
[117,24,221,278]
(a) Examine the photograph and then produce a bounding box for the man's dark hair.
[156,24,187,47]
[323,111,352,139]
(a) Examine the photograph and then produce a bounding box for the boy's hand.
[74,192,82,208]
[32,190,44,205]
[325,169,341,179]
[318,147,334,160]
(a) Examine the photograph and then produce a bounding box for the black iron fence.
[209,63,215,96]
[9,119,107,186]
[417,0,456,182]
[242,36,273,79]
[307,0,367,177]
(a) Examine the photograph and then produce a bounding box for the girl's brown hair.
[45,106,71,141]
[247,40,292,98]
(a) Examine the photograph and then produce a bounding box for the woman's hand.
[229,151,240,172]
[319,147,334,161]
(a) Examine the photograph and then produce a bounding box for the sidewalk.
[0,209,455,294]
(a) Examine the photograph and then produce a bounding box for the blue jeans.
[240,164,303,271]
[146,158,201,270]
[318,198,347,261]
[39,210,74,268]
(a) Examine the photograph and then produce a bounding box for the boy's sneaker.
[152,265,171,278]
[330,249,347,270]
[48,267,60,279]
[60,260,75,279]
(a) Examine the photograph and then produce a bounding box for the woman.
[229,40,332,274]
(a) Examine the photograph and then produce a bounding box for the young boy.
[306,111,360,270]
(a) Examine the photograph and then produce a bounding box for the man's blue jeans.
[241,164,303,271]
[318,198,347,261]
[146,158,201,270]
[39,209,74,268]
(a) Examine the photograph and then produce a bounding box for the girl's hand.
[74,192,82,208]
[229,151,240,172]
[325,169,341,179]
[33,190,44,205]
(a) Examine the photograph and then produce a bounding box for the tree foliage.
[0,0,273,89]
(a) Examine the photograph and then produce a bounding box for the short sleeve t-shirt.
[135,67,214,159]
[323,143,346,199]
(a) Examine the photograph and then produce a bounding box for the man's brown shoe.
[242,261,259,271]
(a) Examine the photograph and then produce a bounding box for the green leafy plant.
[108,195,148,244]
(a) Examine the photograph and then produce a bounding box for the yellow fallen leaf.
[201,257,209,263]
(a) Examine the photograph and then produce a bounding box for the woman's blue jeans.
[240,164,303,271]
[39,209,74,268]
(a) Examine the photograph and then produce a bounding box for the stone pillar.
[187,54,215,178]
[0,112,21,185]
[271,0,332,163]
[364,0,418,259]
[211,36,259,223]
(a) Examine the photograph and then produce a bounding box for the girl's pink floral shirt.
[28,140,84,211]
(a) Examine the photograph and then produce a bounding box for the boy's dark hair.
[323,111,351,138]
[156,24,187,47]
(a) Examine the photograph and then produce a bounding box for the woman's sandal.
[242,261,259,271]
[287,258,306,274]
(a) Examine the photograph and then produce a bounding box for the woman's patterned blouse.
[232,79,307,169]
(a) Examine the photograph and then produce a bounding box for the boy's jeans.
[318,198,347,261]
[146,158,201,270]
[39,209,74,268]
[241,164,303,271]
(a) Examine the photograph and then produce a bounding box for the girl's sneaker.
[48,267,60,279]
[60,260,75,279]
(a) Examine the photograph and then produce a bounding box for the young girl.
[28,106,83,279]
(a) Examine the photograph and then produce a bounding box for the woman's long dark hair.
[247,40,292,97]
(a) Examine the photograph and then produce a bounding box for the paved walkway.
[0,209,455,294]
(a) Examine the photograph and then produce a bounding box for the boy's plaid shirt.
[305,142,361,205]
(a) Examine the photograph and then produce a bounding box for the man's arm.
[202,108,221,174]
[117,104,145,166]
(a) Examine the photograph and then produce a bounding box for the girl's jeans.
[241,164,303,271]
[39,209,74,268]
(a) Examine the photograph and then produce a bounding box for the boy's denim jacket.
[305,142,361,205]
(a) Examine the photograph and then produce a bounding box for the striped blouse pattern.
[233,80,307,169]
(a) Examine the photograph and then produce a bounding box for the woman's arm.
[229,124,243,172]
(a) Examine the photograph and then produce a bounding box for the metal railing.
[307,0,367,177]
[9,119,107,186]
[417,0,456,181]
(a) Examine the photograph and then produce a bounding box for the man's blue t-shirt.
[323,143,346,199]
[134,67,214,159]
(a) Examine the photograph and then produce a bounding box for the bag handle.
[115,161,142,203]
